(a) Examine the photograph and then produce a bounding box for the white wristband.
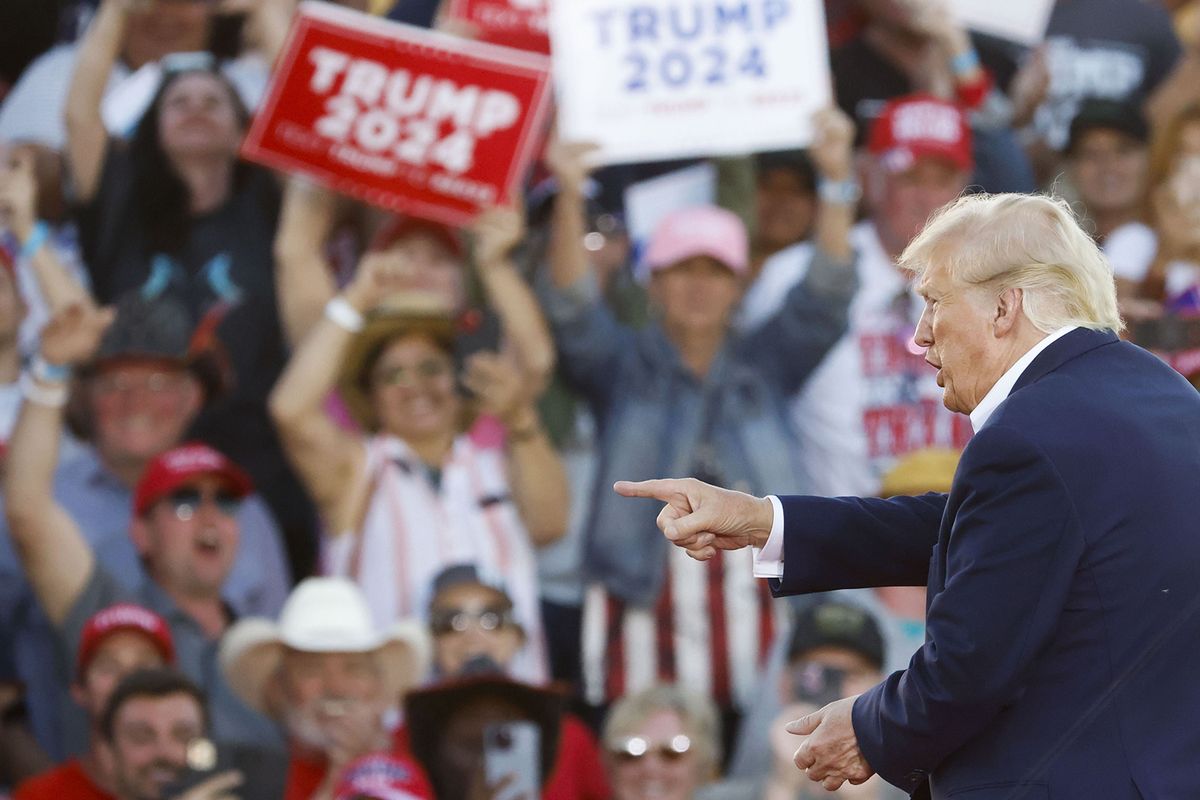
[325,296,365,333]
[19,372,68,408]
[31,355,71,384]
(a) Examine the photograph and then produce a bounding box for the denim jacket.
[541,247,858,605]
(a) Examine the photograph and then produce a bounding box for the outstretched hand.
[613,477,775,561]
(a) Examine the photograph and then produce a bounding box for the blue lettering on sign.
[764,0,789,28]
[714,2,751,33]
[595,0,789,92]
[702,45,726,84]
[591,9,617,47]
[660,50,693,86]
[669,6,703,39]
[630,6,658,42]
[625,51,650,90]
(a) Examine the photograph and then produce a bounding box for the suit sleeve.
[772,492,947,595]
[851,425,1085,789]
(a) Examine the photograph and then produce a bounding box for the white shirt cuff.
[752,495,785,579]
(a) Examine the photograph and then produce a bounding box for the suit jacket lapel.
[1011,328,1119,394]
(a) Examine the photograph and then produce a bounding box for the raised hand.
[471,205,526,270]
[342,249,425,314]
[39,304,116,367]
[461,351,532,425]
[809,107,856,183]
[544,137,601,195]
[613,477,775,561]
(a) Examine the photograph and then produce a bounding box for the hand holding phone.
[483,721,540,800]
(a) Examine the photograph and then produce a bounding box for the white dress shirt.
[751,326,1079,579]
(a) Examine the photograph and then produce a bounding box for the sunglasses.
[429,606,517,636]
[161,487,242,521]
[372,359,453,389]
[608,734,692,763]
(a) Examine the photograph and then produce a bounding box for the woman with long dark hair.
[63,0,315,577]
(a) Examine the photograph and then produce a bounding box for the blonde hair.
[603,684,722,779]
[899,193,1124,334]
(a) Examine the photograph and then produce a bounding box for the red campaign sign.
[446,0,550,54]
[241,2,552,228]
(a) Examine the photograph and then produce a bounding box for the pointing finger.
[613,479,688,501]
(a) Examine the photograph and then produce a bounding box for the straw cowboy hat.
[218,577,430,715]
[336,312,458,431]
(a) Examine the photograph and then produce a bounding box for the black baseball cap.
[786,601,886,670]
[1065,99,1149,155]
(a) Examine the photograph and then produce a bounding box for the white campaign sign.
[951,0,1055,46]
[624,162,716,276]
[550,0,831,165]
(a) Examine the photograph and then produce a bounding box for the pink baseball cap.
[643,206,749,276]
[868,94,974,174]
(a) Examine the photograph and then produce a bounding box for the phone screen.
[483,721,540,800]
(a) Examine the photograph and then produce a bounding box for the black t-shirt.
[832,32,1020,145]
[74,143,315,574]
[1034,0,1181,149]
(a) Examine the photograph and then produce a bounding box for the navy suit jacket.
[774,329,1200,800]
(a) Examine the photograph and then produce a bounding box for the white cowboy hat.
[218,577,430,716]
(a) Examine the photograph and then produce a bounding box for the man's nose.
[913,308,933,349]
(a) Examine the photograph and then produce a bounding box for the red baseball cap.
[334,754,434,800]
[868,94,973,174]
[77,603,175,678]
[133,442,253,517]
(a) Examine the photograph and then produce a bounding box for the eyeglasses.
[608,734,692,763]
[371,359,452,389]
[161,487,242,521]
[429,606,517,636]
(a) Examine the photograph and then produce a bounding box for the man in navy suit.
[617,192,1200,799]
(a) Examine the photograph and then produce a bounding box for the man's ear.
[181,377,204,421]
[69,680,88,710]
[128,515,151,557]
[262,664,288,719]
[994,287,1023,336]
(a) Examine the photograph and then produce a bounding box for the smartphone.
[790,662,847,709]
[484,721,540,800]
[455,307,503,363]
[161,738,235,797]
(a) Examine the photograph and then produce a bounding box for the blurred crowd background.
[1,0,1198,798]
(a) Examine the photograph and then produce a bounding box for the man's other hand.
[613,477,774,561]
[789,695,875,792]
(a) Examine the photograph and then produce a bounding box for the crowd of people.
[1,0,1198,798]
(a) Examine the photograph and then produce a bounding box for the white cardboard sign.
[951,0,1056,46]
[550,0,831,165]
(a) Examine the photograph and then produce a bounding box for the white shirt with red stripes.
[581,544,783,710]
[326,433,548,683]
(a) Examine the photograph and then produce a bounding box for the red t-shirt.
[283,749,435,800]
[393,714,611,800]
[14,759,115,800]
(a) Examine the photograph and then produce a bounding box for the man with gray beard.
[218,578,432,800]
